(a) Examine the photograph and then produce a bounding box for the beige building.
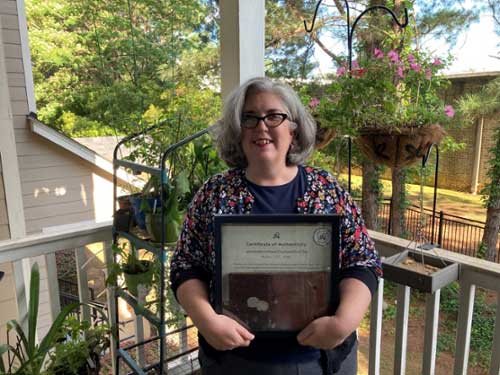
[0,0,140,344]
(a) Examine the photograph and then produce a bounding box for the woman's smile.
[241,91,294,170]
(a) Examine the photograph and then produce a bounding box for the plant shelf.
[116,288,161,327]
[114,159,164,177]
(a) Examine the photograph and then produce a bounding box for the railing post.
[75,246,91,323]
[422,290,441,375]
[490,291,500,375]
[369,278,384,375]
[454,278,476,375]
[45,252,61,319]
[394,285,410,375]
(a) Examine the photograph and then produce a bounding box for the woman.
[170,77,382,374]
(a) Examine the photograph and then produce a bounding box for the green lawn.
[338,174,487,223]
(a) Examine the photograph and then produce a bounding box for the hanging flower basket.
[314,117,337,150]
[355,124,445,168]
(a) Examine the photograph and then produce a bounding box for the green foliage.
[476,242,487,260]
[265,1,318,79]
[438,283,496,367]
[0,263,80,375]
[26,0,221,138]
[481,126,500,208]
[44,316,110,375]
[105,243,155,288]
[318,45,455,136]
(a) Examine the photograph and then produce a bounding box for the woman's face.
[240,90,295,170]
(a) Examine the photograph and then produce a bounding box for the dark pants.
[199,342,358,375]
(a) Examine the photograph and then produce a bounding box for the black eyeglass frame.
[240,113,289,129]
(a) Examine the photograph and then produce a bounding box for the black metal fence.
[369,200,500,263]
[58,278,106,324]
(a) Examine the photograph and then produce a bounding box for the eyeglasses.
[240,113,289,129]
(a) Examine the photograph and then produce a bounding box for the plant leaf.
[27,262,40,359]
[174,171,190,196]
[0,344,8,372]
[38,302,80,357]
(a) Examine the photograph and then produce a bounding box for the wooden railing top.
[0,221,112,263]
[371,230,500,291]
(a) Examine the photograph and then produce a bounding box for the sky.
[314,10,500,76]
[443,12,499,74]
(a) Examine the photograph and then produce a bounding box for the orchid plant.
[313,46,456,136]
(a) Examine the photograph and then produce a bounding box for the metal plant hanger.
[304,0,408,194]
[304,1,445,269]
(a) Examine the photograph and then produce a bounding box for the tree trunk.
[390,167,406,237]
[482,200,500,261]
[361,160,380,230]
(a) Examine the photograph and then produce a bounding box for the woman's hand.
[176,279,254,351]
[297,315,351,349]
[297,278,372,349]
[197,313,254,351]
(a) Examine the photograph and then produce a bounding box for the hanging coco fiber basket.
[356,124,445,168]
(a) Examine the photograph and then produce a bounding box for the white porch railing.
[370,230,500,375]
[0,226,499,375]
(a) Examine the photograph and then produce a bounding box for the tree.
[454,0,500,261]
[26,0,220,141]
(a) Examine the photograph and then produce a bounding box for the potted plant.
[0,263,110,375]
[144,170,190,245]
[144,136,226,244]
[317,43,455,168]
[44,316,110,375]
[106,243,155,298]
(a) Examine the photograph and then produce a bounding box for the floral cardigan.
[170,166,382,300]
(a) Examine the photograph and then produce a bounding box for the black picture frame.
[214,214,341,338]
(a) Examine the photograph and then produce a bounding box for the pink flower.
[410,63,421,72]
[336,66,347,76]
[444,105,455,118]
[374,48,384,59]
[388,50,399,64]
[408,54,416,64]
[352,60,360,69]
[309,97,320,108]
[397,66,405,78]
[352,68,365,77]
[433,58,442,66]
[425,69,432,80]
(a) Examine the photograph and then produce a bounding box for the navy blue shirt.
[246,166,307,214]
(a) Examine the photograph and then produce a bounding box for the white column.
[1,16,29,331]
[220,0,265,100]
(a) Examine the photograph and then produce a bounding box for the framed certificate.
[214,214,341,337]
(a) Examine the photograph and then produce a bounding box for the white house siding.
[17,132,115,233]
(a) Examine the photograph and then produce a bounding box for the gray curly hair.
[212,77,317,168]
